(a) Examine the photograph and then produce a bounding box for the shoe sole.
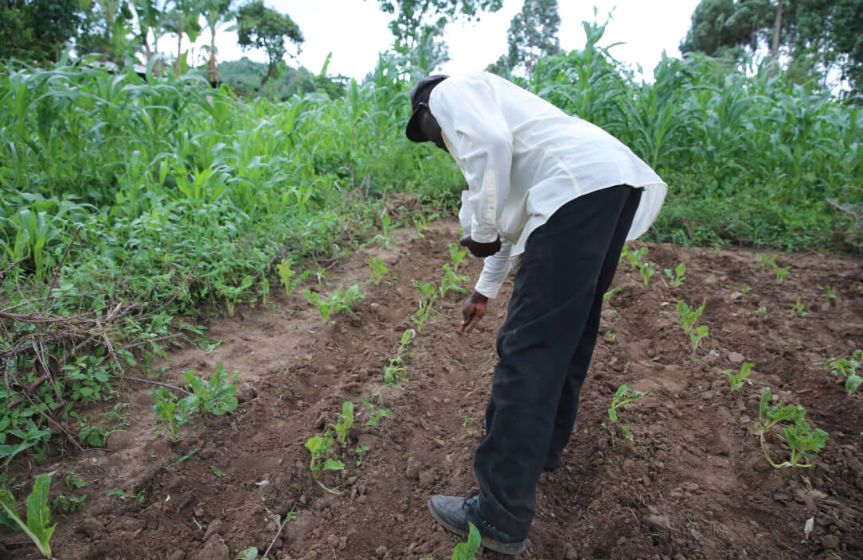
[427,499,526,556]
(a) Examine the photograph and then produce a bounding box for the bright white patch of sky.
[181,0,700,82]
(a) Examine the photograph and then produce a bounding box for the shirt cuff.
[474,277,504,299]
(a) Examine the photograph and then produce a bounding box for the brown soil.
[2,221,862,560]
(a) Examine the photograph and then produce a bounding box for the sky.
[183,0,701,82]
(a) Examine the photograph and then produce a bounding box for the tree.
[377,0,502,76]
[0,0,80,64]
[679,0,772,59]
[130,0,167,62]
[162,0,203,75]
[75,0,136,64]
[681,0,863,96]
[491,0,560,76]
[202,0,233,84]
[236,0,303,87]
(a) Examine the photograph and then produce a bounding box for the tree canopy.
[0,0,80,63]
[236,0,303,87]
[490,0,560,76]
[681,0,863,96]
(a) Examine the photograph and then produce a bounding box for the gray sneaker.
[428,494,526,555]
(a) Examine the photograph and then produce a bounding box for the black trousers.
[474,185,643,539]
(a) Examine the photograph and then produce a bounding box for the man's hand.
[459,235,501,258]
[460,291,489,335]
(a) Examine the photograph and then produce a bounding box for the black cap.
[405,74,449,142]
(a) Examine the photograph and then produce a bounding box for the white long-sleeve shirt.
[429,72,667,298]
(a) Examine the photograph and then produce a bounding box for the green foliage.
[333,401,354,448]
[681,0,863,95]
[450,521,482,559]
[0,0,80,64]
[369,256,390,285]
[383,355,408,385]
[676,299,709,351]
[304,433,344,479]
[0,474,55,558]
[725,361,753,391]
[825,350,863,395]
[236,0,303,87]
[490,0,560,76]
[607,384,645,423]
[304,284,364,323]
[151,363,238,440]
[663,262,686,287]
[621,245,656,286]
[758,387,828,468]
[51,493,86,515]
[448,242,467,268]
[603,287,622,302]
[792,297,807,317]
[533,24,863,250]
[439,263,470,297]
[277,259,309,295]
[362,395,393,427]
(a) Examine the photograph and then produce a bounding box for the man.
[405,72,666,555]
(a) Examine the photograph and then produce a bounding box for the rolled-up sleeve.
[474,240,514,299]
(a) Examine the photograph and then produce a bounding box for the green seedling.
[622,245,647,269]
[603,329,616,342]
[107,488,126,504]
[757,305,768,317]
[77,424,114,448]
[690,324,709,351]
[369,255,389,285]
[757,254,789,283]
[607,384,646,423]
[413,213,433,238]
[362,395,393,427]
[603,287,622,302]
[825,350,862,394]
[639,261,656,286]
[823,286,838,305]
[304,284,364,323]
[663,262,686,287]
[758,387,828,468]
[450,522,481,560]
[354,444,371,467]
[63,473,87,490]
[0,474,55,558]
[792,298,807,317]
[210,465,225,478]
[51,493,86,515]
[383,355,408,385]
[333,401,354,448]
[276,258,309,295]
[676,299,706,333]
[152,388,191,441]
[449,242,467,269]
[304,432,344,492]
[725,361,753,391]
[676,299,709,350]
[462,416,474,427]
[151,363,238,440]
[375,213,395,249]
[399,328,416,352]
[411,280,437,332]
[439,263,470,297]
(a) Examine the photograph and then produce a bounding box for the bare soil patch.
[3,221,862,560]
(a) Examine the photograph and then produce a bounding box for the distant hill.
[218,57,346,99]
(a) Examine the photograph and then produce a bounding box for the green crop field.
[1,2,862,558]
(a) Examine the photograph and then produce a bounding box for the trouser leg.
[543,187,643,469]
[473,185,640,539]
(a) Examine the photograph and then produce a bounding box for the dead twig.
[263,503,298,559]
[122,375,192,396]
